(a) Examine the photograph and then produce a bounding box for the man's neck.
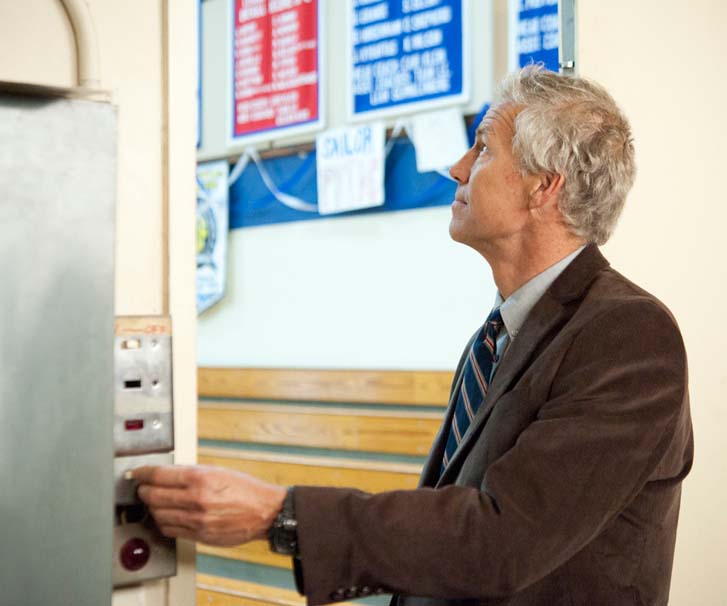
[483,235,587,299]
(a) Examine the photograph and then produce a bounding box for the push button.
[119,537,150,571]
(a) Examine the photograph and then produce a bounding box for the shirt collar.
[494,246,586,339]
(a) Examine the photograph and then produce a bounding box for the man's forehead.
[476,104,520,140]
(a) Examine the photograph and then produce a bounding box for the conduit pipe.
[59,0,101,88]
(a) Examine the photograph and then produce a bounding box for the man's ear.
[528,172,565,211]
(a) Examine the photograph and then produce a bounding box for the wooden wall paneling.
[199,402,442,455]
[198,368,453,406]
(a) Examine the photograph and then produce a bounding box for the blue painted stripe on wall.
[199,396,448,414]
[198,553,294,588]
[198,439,428,466]
[197,554,391,605]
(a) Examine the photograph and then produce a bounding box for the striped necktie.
[441,307,504,474]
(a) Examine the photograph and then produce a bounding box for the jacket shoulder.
[581,266,684,338]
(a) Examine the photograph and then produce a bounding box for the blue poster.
[513,0,559,72]
[350,0,467,119]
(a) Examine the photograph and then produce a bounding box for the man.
[134,67,693,606]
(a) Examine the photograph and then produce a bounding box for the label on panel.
[349,0,468,120]
[230,0,323,145]
[510,0,559,72]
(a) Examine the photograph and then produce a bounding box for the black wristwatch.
[267,487,299,556]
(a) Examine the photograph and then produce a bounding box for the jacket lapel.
[436,245,610,486]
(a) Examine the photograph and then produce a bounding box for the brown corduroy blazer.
[293,245,694,606]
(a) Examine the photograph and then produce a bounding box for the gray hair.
[497,65,636,245]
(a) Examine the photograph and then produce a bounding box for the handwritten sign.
[315,123,386,215]
[230,0,323,144]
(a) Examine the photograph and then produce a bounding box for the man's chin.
[448,220,467,244]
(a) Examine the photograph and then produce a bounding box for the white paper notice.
[411,107,469,173]
[316,122,386,215]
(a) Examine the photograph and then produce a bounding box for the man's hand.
[132,465,287,546]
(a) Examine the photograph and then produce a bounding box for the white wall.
[0,2,198,605]
[198,207,498,369]
[578,1,727,604]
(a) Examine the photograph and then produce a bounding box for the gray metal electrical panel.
[113,316,177,587]
[0,83,117,606]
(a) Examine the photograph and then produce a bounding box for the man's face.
[448,103,535,251]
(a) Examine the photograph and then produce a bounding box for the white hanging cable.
[226,147,318,213]
[227,152,251,187]
[246,146,318,212]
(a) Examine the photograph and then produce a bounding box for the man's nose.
[449,152,471,184]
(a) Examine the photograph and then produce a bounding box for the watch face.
[269,517,298,555]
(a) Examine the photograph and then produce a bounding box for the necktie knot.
[481,307,503,360]
[486,307,503,331]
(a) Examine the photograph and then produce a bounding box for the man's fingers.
[131,464,194,487]
[137,485,200,510]
[148,507,202,530]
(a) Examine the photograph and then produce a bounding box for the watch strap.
[267,486,298,556]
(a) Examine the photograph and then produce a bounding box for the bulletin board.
[196,0,499,229]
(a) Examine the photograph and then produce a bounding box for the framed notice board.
[348,0,469,121]
[228,0,324,145]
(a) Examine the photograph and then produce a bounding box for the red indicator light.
[124,419,144,431]
[120,537,151,571]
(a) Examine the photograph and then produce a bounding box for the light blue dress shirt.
[490,246,586,375]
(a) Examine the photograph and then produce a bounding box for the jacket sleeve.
[293,300,692,606]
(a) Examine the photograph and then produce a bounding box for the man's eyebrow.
[475,122,491,141]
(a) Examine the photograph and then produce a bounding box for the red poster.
[232,0,321,141]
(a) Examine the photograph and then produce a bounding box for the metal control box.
[113,316,176,587]
[114,316,174,455]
